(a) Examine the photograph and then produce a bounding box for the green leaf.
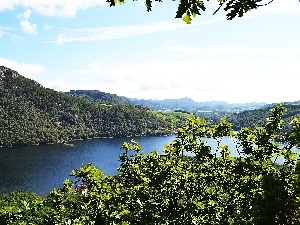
[289,153,297,161]
[120,209,130,216]
[182,14,191,24]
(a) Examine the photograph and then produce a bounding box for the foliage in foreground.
[1,104,300,224]
[107,0,274,23]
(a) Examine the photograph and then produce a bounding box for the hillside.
[226,103,300,131]
[122,97,266,112]
[0,66,185,147]
[66,90,130,105]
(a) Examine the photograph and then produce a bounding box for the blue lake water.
[0,135,239,196]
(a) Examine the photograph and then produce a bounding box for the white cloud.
[256,0,300,14]
[0,0,108,17]
[0,27,5,37]
[0,26,23,40]
[12,34,23,41]
[68,61,216,99]
[0,25,13,38]
[20,20,37,34]
[43,23,52,31]
[0,1,18,11]
[0,58,44,78]
[41,79,67,91]
[48,18,224,44]
[56,33,65,45]
[49,22,186,44]
[69,48,300,103]
[20,9,37,34]
[164,45,300,57]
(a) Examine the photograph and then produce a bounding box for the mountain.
[63,92,267,128]
[66,90,130,105]
[0,66,184,147]
[122,97,266,112]
[226,103,300,131]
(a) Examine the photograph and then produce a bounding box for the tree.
[106,0,275,23]
[2,104,300,224]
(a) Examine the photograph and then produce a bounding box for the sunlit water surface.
[0,135,240,196]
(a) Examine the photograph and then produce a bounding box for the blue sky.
[0,0,300,103]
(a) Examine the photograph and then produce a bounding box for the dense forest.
[226,103,300,132]
[67,90,130,105]
[0,66,189,147]
[67,90,270,128]
[2,65,300,148]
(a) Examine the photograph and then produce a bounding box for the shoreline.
[0,132,177,149]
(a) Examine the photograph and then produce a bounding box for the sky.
[0,0,300,104]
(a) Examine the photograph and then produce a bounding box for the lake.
[0,135,239,196]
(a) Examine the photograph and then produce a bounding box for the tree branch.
[213,3,224,15]
[257,0,274,7]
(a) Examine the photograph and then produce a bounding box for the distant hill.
[0,66,183,147]
[122,97,266,112]
[66,90,130,105]
[121,96,300,132]
[66,91,266,113]
[3,65,294,148]
[226,103,300,131]
[65,92,268,126]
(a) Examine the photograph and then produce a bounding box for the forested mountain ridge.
[122,97,266,112]
[226,103,300,131]
[66,90,130,105]
[0,66,185,147]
